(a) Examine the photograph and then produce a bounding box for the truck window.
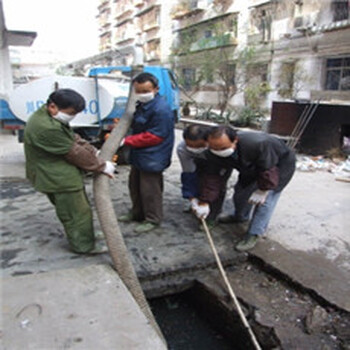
[168,71,179,89]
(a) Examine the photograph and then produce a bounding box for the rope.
[200,218,262,350]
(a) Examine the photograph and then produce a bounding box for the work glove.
[249,189,269,205]
[103,160,116,178]
[191,199,210,219]
[190,198,199,209]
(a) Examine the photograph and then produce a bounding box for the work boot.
[118,212,135,222]
[87,241,109,254]
[134,221,159,233]
[218,213,248,224]
[235,234,259,251]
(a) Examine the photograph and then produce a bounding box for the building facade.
[97,0,173,66]
[98,0,350,114]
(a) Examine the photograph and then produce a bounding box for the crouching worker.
[176,124,211,213]
[207,125,296,251]
[176,124,231,230]
[24,89,116,254]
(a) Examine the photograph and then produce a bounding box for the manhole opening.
[149,282,264,350]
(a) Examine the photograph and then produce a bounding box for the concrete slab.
[250,240,350,312]
[1,264,166,350]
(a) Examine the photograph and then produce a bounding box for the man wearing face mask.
[196,125,295,251]
[24,89,116,254]
[176,124,210,212]
[176,124,230,230]
[119,72,175,233]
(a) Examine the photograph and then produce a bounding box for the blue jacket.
[129,94,175,172]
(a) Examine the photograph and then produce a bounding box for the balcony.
[143,22,160,32]
[146,34,160,43]
[98,0,109,9]
[145,50,160,61]
[115,4,134,19]
[171,1,205,20]
[115,31,135,44]
[133,0,144,7]
[99,16,111,28]
[115,17,132,27]
[189,33,238,52]
[135,2,160,17]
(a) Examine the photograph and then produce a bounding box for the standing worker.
[194,125,296,251]
[119,72,175,233]
[24,89,116,254]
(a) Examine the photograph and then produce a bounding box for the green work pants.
[47,189,95,253]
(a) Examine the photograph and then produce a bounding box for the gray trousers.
[129,166,163,224]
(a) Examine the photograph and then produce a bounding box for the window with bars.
[325,57,350,91]
[182,68,196,91]
[332,0,350,22]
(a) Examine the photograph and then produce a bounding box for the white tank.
[8,75,129,126]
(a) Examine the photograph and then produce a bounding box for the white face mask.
[135,92,155,104]
[186,146,207,154]
[53,111,76,124]
[210,148,234,158]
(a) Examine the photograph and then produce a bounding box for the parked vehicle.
[0,65,180,144]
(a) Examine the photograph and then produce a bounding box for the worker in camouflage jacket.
[24,89,115,254]
[192,125,296,251]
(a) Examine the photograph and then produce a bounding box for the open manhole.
[147,261,350,350]
[149,284,260,350]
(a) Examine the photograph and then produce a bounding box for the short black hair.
[47,89,86,113]
[132,72,159,88]
[209,125,237,142]
[183,124,212,141]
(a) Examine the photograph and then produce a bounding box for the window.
[168,71,179,89]
[325,57,350,91]
[182,68,196,91]
[249,7,272,43]
[332,0,349,22]
[204,30,212,38]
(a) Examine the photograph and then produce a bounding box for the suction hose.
[93,69,166,345]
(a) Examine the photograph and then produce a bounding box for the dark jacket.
[128,94,174,172]
[197,131,296,203]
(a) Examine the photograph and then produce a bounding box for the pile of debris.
[296,155,350,182]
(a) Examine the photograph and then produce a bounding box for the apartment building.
[170,0,350,110]
[97,0,349,111]
[98,0,173,66]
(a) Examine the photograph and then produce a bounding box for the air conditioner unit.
[294,15,311,29]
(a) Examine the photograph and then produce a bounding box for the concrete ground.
[2,264,166,350]
[1,128,350,348]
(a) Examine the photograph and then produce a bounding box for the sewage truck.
[0,65,180,145]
